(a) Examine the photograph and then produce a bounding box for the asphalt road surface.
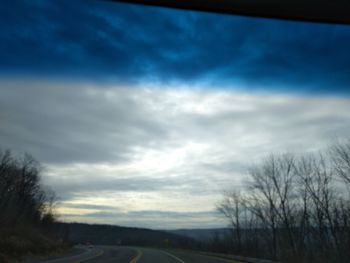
[37,246,241,263]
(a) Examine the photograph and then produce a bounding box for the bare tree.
[330,139,350,186]
[217,190,244,252]
[0,148,58,229]
[219,144,350,263]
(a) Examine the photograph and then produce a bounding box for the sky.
[1,0,350,229]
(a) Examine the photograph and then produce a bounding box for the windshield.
[1,1,350,263]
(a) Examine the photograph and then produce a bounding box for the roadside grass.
[0,226,70,263]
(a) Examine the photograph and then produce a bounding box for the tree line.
[0,149,56,229]
[218,139,350,263]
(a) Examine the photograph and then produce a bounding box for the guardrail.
[198,251,282,263]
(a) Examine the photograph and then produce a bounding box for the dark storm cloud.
[1,1,350,93]
[46,175,210,201]
[62,203,118,211]
[59,209,224,229]
[83,210,220,219]
[127,210,221,219]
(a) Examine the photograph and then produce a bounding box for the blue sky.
[1,1,350,229]
[1,0,350,94]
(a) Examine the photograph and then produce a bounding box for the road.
[37,246,241,263]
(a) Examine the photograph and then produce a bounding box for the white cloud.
[1,78,349,228]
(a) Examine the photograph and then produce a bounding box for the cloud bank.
[0,79,349,228]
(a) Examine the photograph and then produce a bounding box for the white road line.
[39,247,103,263]
[161,251,186,263]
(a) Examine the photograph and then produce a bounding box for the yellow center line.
[130,248,143,263]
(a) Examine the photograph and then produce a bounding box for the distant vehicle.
[86,242,93,249]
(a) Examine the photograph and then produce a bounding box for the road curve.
[35,245,241,263]
[38,246,104,263]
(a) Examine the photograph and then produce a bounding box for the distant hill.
[166,228,231,241]
[55,222,196,248]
